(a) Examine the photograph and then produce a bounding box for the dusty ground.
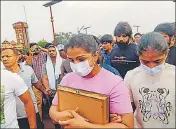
[43,118,55,129]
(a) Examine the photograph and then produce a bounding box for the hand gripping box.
[57,86,109,124]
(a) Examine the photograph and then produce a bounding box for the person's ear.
[94,51,100,59]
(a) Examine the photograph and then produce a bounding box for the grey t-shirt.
[15,64,39,119]
[61,59,73,74]
[1,70,28,128]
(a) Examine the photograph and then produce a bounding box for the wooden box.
[57,86,109,124]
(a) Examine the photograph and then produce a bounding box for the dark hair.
[45,43,54,49]
[97,52,104,64]
[100,34,113,44]
[92,35,101,46]
[134,33,142,37]
[137,32,168,55]
[154,23,175,37]
[48,45,55,50]
[26,51,29,56]
[114,21,132,36]
[29,43,37,48]
[64,33,100,54]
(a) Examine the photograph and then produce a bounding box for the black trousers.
[43,95,62,129]
[18,113,44,129]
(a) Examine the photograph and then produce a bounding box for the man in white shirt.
[1,48,50,129]
[1,68,36,128]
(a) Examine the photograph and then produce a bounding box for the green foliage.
[37,41,48,48]
[54,32,73,46]
[19,47,30,55]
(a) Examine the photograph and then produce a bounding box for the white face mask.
[70,59,94,77]
[141,63,165,75]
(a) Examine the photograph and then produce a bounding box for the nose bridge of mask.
[70,59,94,77]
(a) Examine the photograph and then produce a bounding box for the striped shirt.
[32,52,47,81]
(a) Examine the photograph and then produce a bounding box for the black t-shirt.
[110,43,140,78]
[166,46,176,66]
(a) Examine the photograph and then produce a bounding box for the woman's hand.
[59,110,89,128]
[54,110,74,122]
[110,114,122,123]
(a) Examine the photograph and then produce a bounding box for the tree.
[54,32,73,46]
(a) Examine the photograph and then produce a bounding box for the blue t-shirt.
[101,63,121,77]
[101,50,112,66]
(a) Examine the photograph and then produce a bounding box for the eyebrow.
[141,59,162,62]
[68,55,87,59]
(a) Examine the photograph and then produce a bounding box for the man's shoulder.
[169,45,176,50]
[2,70,15,78]
[21,65,35,74]
[22,64,33,69]
[2,70,25,85]
[128,43,138,49]
[111,47,119,54]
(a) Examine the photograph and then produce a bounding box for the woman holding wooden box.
[49,34,134,128]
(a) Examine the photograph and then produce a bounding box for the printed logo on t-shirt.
[0,85,5,125]
[111,56,137,64]
[139,87,172,124]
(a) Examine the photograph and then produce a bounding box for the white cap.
[57,44,64,51]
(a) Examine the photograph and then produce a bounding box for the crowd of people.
[1,21,175,129]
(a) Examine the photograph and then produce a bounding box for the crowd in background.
[1,21,175,129]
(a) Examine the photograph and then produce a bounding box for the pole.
[50,6,56,46]
[133,25,140,33]
[23,5,28,23]
[83,26,91,34]
[85,29,87,34]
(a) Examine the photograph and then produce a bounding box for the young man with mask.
[42,44,62,129]
[110,21,140,78]
[26,43,48,119]
[1,48,51,129]
[154,23,176,66]
[1,63,36,129]
[100,34,114,66]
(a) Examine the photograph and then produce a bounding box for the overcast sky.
[1,1,175,43]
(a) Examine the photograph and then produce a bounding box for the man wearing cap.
[57,44,73,80]
[154,23,176,66]
[110,21,140,78]
[57,44,67,59]
[100,34,114,66]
